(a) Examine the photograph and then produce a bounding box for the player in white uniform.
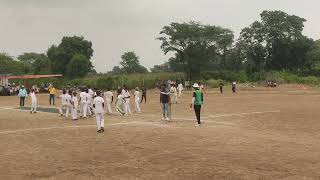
[30,89,37,114]
[122,85,131,115]
[177,83,184,98]
[116,94,125,116]
[86,89,93,116]
[79,89,88,118]
[71,91,78,120]
[134,87,141,113]
[93,91,105,133]
[104,88,113,114]
[170,85,178,104]
[59,89,71,118]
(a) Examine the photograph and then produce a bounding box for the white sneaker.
[161,117,165,120]
[196,124,201,127]
[165,118,170,121]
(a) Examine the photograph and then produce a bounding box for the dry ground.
[1,85,320,180]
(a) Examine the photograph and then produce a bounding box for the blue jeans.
[162,103,170,118]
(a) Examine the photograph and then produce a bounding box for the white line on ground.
[208,110,281,118]
[0,107,58,115]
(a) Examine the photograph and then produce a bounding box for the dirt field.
[1,84,320,180]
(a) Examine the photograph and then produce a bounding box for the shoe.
[165,118,170,121]
[101,127,105,133]
[34,112,37,114]
[60,114,63,117]
[97,130,102,133]
[196,124,201,127]
[161,117,165,120]
[30,111,32,114]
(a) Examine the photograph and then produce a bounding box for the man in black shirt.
[219,82,224,94]
[141,86,147,104]
[160,84,171,121]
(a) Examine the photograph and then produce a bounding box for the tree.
[118,51,148,74]
[47,36,94,76]
[0,53,24,75]
[157,21,234,79]
[239,10,313,71]
[18,53,51,74]
[66,54,93,78]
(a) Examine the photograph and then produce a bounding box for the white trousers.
[172,93,178,103]
[134,98,141,112]
[87,103,92,116]
[105,100,112,114]
[80,102,87,117]
[96,113,104,130]
[124,100,131,115]
[71,106,78,119]
[178,90,182,97]
[59,103,69,118]
[31,100,37,112]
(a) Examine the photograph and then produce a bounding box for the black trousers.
[141,94,146,103]
[194,105,202,124]
[20,97,25,107]
[50,94,55,105]
[220,87,223,94]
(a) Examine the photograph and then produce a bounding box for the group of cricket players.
[21,80,223,133]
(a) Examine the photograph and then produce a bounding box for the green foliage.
[66,54,92,78]
[47,36,93,77]
[0,53,25,75]
[206,79,226,88]
[17,53,51,74]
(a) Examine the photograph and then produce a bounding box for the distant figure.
[219,82,224,94]
[232,81,237,93]
[59,89,71,118]
[104,88,114,114]
[116,93,125,116]
[18,85,27,107]
[177,82,184,97]
[122,85,131,115]
[48,85,56,105]
[160,84,171,121]
[93,91,105,133]
[86,89,93,116]
[134,87,141,113]
[30,89,37,114]
[170,84,178,104]
[71,92,78,120]
[79,89,88,118]
[140,86,147,104]
[190,83,204,127]
[198,82,206,93]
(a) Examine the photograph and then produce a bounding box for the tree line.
[1,10,320,80]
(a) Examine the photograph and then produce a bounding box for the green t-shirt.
[193,90,203,105]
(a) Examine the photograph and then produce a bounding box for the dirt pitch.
[1,85,320,180]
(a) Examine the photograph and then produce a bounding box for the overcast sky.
[1,0,320,73]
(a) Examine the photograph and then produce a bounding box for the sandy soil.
[0,84,320,180]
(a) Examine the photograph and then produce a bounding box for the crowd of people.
[13,80,245,133]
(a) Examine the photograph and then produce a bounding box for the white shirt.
[104,91,113,102]
[80,92,87,103]
[60,94,70,105]
[88,89,94,98]
[72,96,78,107]
[66,94,72,105]
[178,83,183,91]
[30,92,37,102]
[93,96,104,114]
[170,87,177,94]
[134,90,140,101]
[117,95,124,106]
[122,89,130,102]
[86,93,92,104]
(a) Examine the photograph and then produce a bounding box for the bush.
[206,79,226,88]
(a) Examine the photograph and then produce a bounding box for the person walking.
[140,86,147,104]
[219,82,224,94]
[71,91,78,120]
[177,82,184,98]
[79,89,88,118]
[160,84,171,121]
[232,81,237,93]
[190,83,204,127]
[93,91,105,133]
[30,89,37,114]
[59,89,71,118]
[48,85,56,105]
[122,85,131,115]
[18,85,27,108]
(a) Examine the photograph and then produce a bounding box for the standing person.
[219,82,224,94]
[115,93,126,116]
[86,89,93,116]
[122,85,131,115]
[59,89,71,118]
[160,84,171,121]
[71,91,78,120]
[104,88,114,114]
[134,87,141,113]
[93,91,105,133]
[232,81,237,93]
[190,83,204,127]
[67,90,73,117]
[18,85,27,107]
[185,81,190,91]
[177,82,184,98]
[140,86,147,104]
[48,85,56,106]
[79,89,88,118]
[199,82,206,94]
[30,89,37,114]
[170,84,178,104]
